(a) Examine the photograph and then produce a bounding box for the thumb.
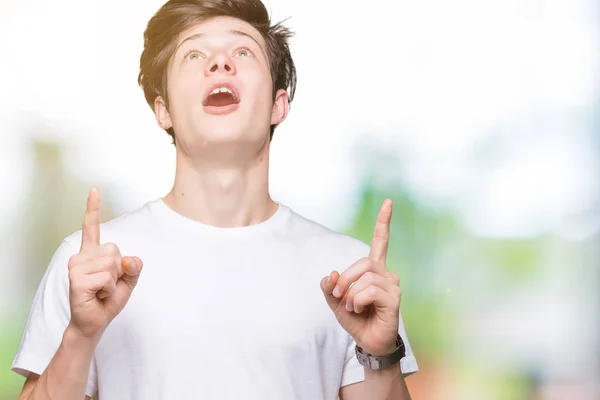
[104,257,144,316]
[121,256,143,290]
[320,271,342,311]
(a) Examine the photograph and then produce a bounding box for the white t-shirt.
[12,199,418,399]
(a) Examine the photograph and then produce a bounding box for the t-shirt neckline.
[147,197,290,236]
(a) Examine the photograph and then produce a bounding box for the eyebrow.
[175,29,264,55]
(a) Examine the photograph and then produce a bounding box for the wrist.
[357,340,397,357]
[356,334,405,371]
[64,323,102,349]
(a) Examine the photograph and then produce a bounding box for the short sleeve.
[340,309,419,387]
[11,239,98,397]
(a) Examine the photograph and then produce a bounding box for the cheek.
[168,81,200,117]
[171,66,202,98]
[172,80,196,104]
[256,79,275,110]
[240,62,272,100]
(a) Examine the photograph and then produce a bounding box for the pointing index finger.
[81,186,101,251]
[369,198,392,263]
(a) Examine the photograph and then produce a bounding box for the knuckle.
[104,242,119,255]
[69,273,83,291]
[100,271,114,285]
[393,292,401,307]
[68,268,77,283]
[368,286,379,298]
[67,255,78,271]
[363,271,377,283]
[390,272,400,285]
[104,257,116,270]
[390,286,402,302]
[365,258,377,271]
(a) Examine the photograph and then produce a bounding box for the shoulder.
[62,199,157,249]
[285,205,371,261]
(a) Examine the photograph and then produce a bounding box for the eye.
[234,47,253,57]
[183,49,204,61]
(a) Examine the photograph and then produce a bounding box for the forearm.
[26,325,98,400]
[364,365,411,400]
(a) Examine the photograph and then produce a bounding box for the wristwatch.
[355,334,406,371]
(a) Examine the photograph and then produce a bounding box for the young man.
[12,0,418,399]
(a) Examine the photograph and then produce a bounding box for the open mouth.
[202,84,240,108]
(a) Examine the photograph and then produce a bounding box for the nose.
[205,51,236,76]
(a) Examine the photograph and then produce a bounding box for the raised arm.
[17,188,143,400]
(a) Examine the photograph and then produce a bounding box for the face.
[154,16,289,159]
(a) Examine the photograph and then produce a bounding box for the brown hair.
[138,0,297,143]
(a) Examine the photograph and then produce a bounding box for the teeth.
[210,87,234,96]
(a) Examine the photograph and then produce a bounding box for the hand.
[321,199,401,356]
[67,187,143,340]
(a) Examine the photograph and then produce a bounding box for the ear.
[270,89,289,126]
[154,96,173,130]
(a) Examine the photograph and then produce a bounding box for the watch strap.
[355,334,406,371]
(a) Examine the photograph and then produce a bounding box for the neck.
[163,146,277,228]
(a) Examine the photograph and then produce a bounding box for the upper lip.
[202,82,241,106]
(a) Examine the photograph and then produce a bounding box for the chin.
[198,131,251,145]
[189,128,268,163]
[201,129,244,142]
[194,121,268,144]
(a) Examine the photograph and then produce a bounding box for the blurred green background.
[1,134,598,399]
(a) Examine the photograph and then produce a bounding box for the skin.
[154,17,289,229]
[19,188,142,400]
[322,199,411,399]
[19,16,410,400]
